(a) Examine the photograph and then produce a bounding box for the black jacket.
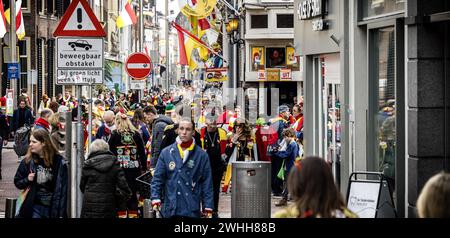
[108,130,147,171]
[14,154,68,218]
[0,113,9,140]
[80,151,131,218]
[11,108,33,132]
[150,115,173,167]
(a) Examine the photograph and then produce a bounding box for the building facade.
[295,0,450,217]
[236,0,303,122]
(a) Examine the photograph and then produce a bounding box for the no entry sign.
[126,53,152,79]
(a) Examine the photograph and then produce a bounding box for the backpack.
[14,125,31,157]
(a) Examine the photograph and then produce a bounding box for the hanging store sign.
[205,67,228,82]
[297,0,328,31]
[298,0,324,20]
[7,63,20,80]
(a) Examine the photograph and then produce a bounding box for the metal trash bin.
[231,162,271,218]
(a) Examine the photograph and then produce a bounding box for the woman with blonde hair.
[48,113,66,153]
[14,128,68,218]
[417,172,450,218]
[108,112,146,218]
[38,94,50,115]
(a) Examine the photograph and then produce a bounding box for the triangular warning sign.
[54,0,106,37]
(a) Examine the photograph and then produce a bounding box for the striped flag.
[5,0,25,40]
[0,0,7,38]
[116,0,137,28]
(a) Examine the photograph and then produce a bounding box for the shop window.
[370,27,396,192]
[265,47,286,68]
[18,38,29,93]
[277,14,294,28]
[361,0,405,20]
[251,15,268,29]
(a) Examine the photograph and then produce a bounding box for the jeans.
[32,204,50,218]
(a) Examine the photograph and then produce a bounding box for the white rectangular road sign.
[57,37,103,69]
[57,69,103,85]
[130,80,146,90]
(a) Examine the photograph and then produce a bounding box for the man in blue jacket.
[151,118,214,218]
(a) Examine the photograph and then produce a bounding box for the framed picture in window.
[251,46,265,71]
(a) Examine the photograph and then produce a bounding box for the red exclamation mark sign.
[77,8,82,29]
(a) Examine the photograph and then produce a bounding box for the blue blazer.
[151,142,214,218]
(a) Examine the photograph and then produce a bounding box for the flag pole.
[10,0,17,110]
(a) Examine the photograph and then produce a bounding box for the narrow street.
[0,143,288,218]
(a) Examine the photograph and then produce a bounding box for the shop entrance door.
[325,83,342,186]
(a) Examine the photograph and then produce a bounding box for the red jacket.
[255,125,278,162]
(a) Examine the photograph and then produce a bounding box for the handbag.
[15,187,30,217]
[15,167,33,217]
[277,160,286,180]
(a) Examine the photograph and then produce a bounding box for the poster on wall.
[105,60,125,93]
[251,46,265,71]
[286,47,298,66]
[5,89,14,117]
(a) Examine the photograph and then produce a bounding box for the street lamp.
[225,16,244,45]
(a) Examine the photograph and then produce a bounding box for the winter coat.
[11,108,33,132]
[80,150,131,218]
[14,154,68,218]
[151,142,214,218]
[150,115,174,167]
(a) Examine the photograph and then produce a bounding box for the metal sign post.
[54,0,106,218]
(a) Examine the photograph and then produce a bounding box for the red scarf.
[35,118,50,130]
[180,139,194,149]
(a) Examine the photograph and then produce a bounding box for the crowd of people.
[1,83,449,219]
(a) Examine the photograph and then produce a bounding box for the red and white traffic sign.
[53,0,106,37]
[125,53,153,79]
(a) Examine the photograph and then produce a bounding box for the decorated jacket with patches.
[151,142,214,218]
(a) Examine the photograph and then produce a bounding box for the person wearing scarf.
[34,109,53,132]
[151,118,214,218]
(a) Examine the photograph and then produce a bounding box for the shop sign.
[312,19,328,31]
[266,69,280,81]
[298,0,324,20]
[258,70,266,80]
[280,69,292,81]
[205,67,228,82]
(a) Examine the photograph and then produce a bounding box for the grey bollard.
[143,199,153,218]
[5,198,17,218]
